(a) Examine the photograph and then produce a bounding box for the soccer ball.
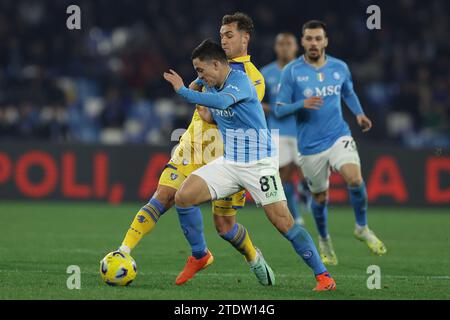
[100,251,137,286]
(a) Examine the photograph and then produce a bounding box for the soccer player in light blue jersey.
[276,20,386,265]
[261,32,311,226]
[164,39,336,291]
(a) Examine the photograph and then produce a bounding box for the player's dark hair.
[276,32,297,40]
[302,20,327,36]
[191,39,228,63]
[222,12,254,35]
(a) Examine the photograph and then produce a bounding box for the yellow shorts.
[159,161,246,216]
[211,190,247,216]
[158,162,187,190]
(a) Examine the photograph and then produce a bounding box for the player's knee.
[154,186,176,208]
[174,190,193,208]
[215,221,231,235]
[347,176,363,188]
[279,166,291,181]
[214,214,235,235]
[312,192,328,205]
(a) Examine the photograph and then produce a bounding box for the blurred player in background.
[275,20,386,265]
[115,12,274,286]
[164,39,336,291]
[261,32,310,226]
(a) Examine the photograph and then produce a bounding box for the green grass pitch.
[0,201,449,300]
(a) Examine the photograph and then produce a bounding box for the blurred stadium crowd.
[0,0,448,147]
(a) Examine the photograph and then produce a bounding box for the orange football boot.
[313,272,336,291]
[175,250,214,285]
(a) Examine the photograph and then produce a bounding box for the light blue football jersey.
[276,55,364,156]
[178,68,276,163]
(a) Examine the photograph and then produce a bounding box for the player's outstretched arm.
[341,64,372,132]
[163,69,237,110]
[274,96,323,118]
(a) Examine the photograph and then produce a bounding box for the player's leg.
[213,193,275,286]
[262,201,335,291]
[331,137,387,255]
[213,194,257,263]
[296,165,312,214]
[240,157,335,291]
[280,163,304,225]
[279,136,303,225]
[299,151,338,265]
[119,164,184,253]
[173,173,214,285]
[174,158,241,285]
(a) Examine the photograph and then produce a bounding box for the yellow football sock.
[122,201,163,251]
[221,223,257,262]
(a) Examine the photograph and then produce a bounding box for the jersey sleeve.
[220,75,252,105]
[273,64,304,117]
[341,63,364,116]
[177,87,236,110]
[244,62,265,102]
[260,68,270,103]
[177,74,251,110]
[276,65,294,105]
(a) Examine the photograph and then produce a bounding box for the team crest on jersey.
[182,159,189,166]
[170,173,178,180]
[333,72,341,80]
[303,88,314,98]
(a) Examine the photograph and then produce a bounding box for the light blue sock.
[176,205,207,259]
[349,182,368,227]
[283,224,327,276]
[311,199,329,238]
[148,198,167,215]
[283,182,300,220]
[220,223,239,241]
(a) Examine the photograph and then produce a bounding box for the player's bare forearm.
[197,106,214,124]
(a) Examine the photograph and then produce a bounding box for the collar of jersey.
[301,54,329,70]
[217,67,233,91]
[229,55,251,63]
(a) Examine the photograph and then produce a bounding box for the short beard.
[306,48,324,61]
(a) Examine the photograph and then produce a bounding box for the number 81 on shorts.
[257,174,286,204]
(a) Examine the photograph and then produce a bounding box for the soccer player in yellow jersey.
[115,12,274,286]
